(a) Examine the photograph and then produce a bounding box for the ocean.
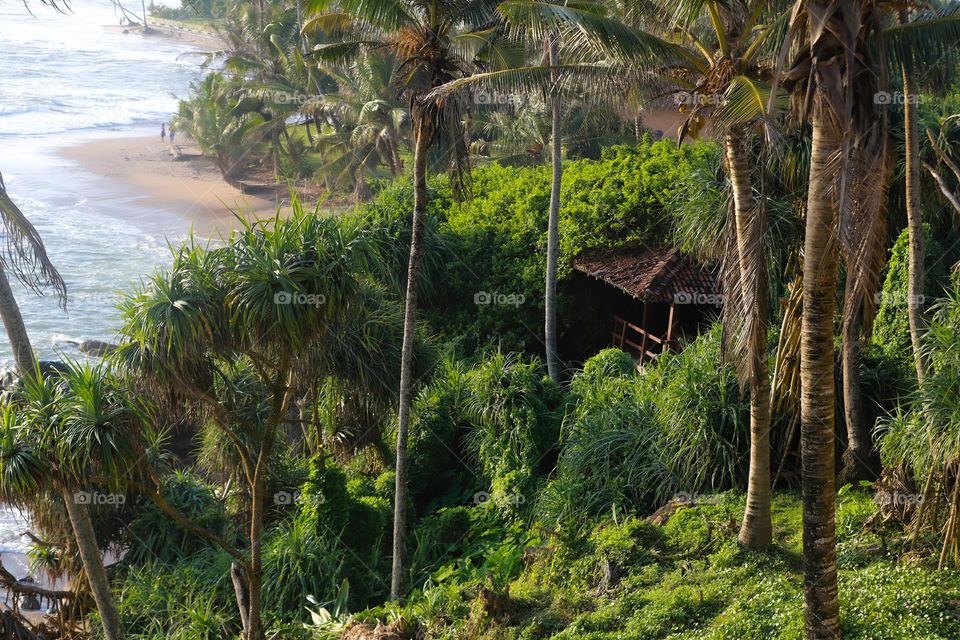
[0,0,204,363]
[0,0,204,584]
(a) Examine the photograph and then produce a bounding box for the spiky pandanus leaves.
[116,201,379,639]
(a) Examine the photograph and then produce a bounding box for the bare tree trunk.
[231,563,250,637]
[725,134,772,549]
[801,101,842,640]
[391,122,431,600]
[62,488,125,640]
[545,34,562,383]
[0,266,36,378]
[840,277,874,483]
[902,63,927,387]
[244,475,266,640]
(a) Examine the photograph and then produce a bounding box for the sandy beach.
[103,17,225,51]
[61,134,286,235]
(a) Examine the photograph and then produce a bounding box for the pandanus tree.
[0,363,154,640]
[116,206,373,640]
[301,0,511,600]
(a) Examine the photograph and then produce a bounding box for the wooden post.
[639,302,649,364]
[666,303,675,350]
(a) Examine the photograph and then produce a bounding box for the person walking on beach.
[160,123,166,142]
[169,126,176,143]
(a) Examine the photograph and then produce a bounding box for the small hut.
[571,245,719,365]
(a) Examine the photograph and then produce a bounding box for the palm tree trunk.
[545,34,562,383]
[391,121,432,600]
[724,134,772,549]
[62,488,125,640]
[840,277,873,483]
[902,63,926,386]
[800,103,842,640]
[0,266,36,378]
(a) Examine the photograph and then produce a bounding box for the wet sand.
[60,134,284,236]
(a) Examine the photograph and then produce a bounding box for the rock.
[0,368,16,391]
[78,340,117,357]
[19,594,40,611]
[0,361,69,392]
[39,361,69,376]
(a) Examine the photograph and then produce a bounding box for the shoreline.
[59,132,286,237]
[102,16,225,51]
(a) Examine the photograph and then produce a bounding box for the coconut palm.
[891,4,960,393]
[426,0,684,383]
[309,52,410,198]
[623,0,791,548]
[116,205,374,640]
[0,175,66,377]
[777,2,960,635]
[302,0,511,600]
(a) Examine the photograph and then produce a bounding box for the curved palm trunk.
[391,122,431,600]
[545,35,562,383]
[0,266,36,378]
[62,488,125,640]
[801,104,842,640]
[902,64,926,386]
[725,135,772,549]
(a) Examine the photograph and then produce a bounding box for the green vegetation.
[8,1,960,640]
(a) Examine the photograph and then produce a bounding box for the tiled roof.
[572,245,717,303]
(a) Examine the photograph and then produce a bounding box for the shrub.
[124,471,235,565]
[873,225,947,360]
[541,326,749,528]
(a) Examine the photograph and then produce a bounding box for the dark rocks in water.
[0,369,15,391]
[39,361,69,376]
[57,338,117,358]
[77,340,117,357]
[19,594,40,611]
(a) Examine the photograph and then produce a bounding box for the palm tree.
[628,0,790,549]
[778,2,960,635]
[0,362,151,640]
[890,3,960,391]
[117,206,373,639]
[302,0,507,600]
[309,52,410,198]
[427,0,683,383]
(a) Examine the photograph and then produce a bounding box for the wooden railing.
[612,316,676,364]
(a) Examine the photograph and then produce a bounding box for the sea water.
[0,0,204,585]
